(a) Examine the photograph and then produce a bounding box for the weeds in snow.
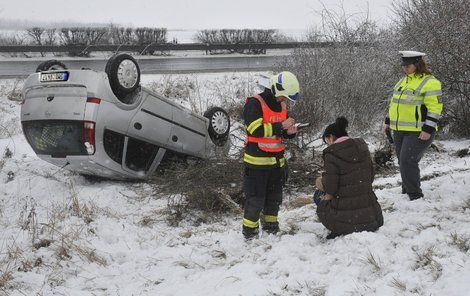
[41,223,107,266]
[389,277,407,292]
[362,250,382,273]
[462,198,470,211]
[6,79,23,102]
[0,239,24,290]
[413,246,443,280]
[273,281,326,296]
[450,232,470,253]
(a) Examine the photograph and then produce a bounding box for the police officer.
[242,71,300,239]
[384,51,443,200]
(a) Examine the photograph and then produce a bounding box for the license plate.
[40,72,69,82]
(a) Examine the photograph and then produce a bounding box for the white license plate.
[40,72,69,82]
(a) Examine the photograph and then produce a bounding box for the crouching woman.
[315,117,384,239]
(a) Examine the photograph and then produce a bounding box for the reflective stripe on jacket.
[388,73,443,132]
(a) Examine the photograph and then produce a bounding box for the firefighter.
[384,51,443,200]
[242,71,299,239]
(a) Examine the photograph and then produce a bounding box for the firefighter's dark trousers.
[243,166,286,229]
[393,130,434,196]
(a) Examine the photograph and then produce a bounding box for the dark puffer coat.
[317,138,384,236]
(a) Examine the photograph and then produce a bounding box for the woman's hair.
[322,117,349,143]
[415,59,433,76]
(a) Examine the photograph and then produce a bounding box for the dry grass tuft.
[413,246,443,280]
[362,250,382,273]
[450,232,470,253]
[274,281,326,296]
[462,199,470,211]
[389,277,407,292]
[6,80,23,102]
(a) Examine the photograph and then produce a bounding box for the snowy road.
[0,55,286,78]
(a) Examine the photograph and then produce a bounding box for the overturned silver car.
[21,54,230,179]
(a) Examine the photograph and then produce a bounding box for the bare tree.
[194,29,282,54]
[26,27,45,45]
[58,27,108,56]
[44,29,56,45]
[278,7,398,134]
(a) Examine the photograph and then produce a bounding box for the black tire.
[105,53,141,102]
[35,60,67,72]
[204,107,230,146]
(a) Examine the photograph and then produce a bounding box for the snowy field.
[1,75,470,296]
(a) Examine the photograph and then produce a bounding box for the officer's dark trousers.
[393,131,434,196]
[243,166,285,226]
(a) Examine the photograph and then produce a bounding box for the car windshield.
[22,120,87,156]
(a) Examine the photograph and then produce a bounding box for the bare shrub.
[25,27,45,46]
[195,29,283,54]
[394,0,470,136]
[203,73,260,119]
[134,27,167,54]
[44,29,57,46]
[278,8,398,135]
[59,27,108,56]
[23,27,56,48]
[134,27,167,45]
[150,158,244,226]
[145,73,259,117]
[109,25,135,45]
[146,76,194,103]
[0,32,25,46]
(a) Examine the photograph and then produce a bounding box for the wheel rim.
[211,111,229,134]
[117,59,138,89]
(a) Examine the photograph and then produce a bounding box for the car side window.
[103,129,125,164]
[125,137,160,172]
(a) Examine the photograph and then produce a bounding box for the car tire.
[35,60,67,72]
[204,107,230,146]
[105,53,141,102]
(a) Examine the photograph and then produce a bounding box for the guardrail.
[0,41,352,54]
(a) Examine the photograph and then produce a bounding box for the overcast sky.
[0,0,395,30]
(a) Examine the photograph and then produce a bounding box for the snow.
[1,76,470,296]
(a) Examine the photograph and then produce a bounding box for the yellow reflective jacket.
[388,73,443,133]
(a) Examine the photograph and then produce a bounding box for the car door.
[170,104,208,158]
[126,92,173,147]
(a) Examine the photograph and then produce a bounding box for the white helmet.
[270,71,300,102]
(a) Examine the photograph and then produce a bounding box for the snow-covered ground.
[1,76,469,296]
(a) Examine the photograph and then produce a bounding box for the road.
[0,55,288,78]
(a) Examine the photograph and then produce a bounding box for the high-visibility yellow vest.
[388,73,443,132]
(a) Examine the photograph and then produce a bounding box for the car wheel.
[105,53,141,102]
[204,107,230,146]
[35,60,67,72]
